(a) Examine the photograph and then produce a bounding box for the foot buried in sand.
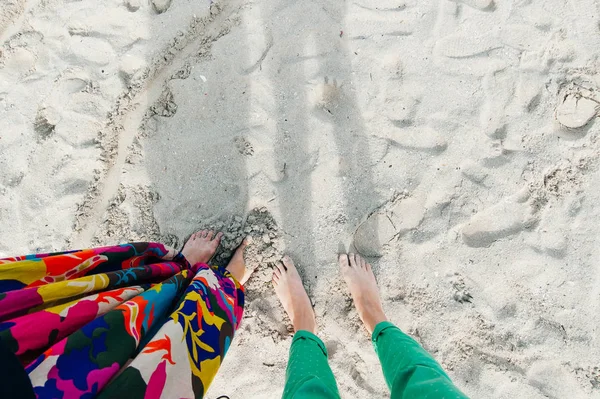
[226,238,252,285]
[181,230,223,265]
[339,253,387,334]
[272,256,317,334]
[181,231,252,285]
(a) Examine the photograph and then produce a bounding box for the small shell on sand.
[556,94,598,129]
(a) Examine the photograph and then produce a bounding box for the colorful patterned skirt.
[0,243,244,398]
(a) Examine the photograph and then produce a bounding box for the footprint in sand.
[69,37,116,66]
[461,188,537,248]
[354,196,425,256]
[527,361,587,398]
[525,229,567,258]
[2,47,36,78]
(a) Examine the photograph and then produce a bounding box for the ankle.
[355,299,387,334]
[292,309,317,334]
[226,264,244,282]
[361,311,387,334]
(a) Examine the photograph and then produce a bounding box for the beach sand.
[1,0,600,397]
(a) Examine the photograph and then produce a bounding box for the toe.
[272,270,280,281]
[238,237,250,250]
[338,253,349,268]
[215,232,224,242]
[357,254,366,269]
[206,230,214,240]
[275,262,286,275]
[282,256,294,271]
[200,230,207,238]
[349,253,357,268]
[234,238,249,256]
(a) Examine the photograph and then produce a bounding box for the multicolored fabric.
[0,242,244,398]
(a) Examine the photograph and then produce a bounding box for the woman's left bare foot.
[226,238,252,285]
[181,230,223,265]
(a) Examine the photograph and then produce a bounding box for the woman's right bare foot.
[272,256,317,334]
[181,230,223,265]
[340,253,387,334]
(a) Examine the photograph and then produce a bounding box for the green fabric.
[282,330,340,399]
[372,321,469,399]
[282,322,468,399]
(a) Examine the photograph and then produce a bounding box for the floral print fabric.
[0,242,244,398]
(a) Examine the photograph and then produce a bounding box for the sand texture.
[1,0,600,397]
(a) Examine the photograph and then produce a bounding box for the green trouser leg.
[372,321,469,399]
[282,330,341,399]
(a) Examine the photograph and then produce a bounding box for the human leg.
[372,322,468,399]
[273,257,340,399]
[340,253,468,399]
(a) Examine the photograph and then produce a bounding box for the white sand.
[1,0,600,397]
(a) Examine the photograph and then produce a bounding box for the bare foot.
[340,253,387,334]
[225,238,252,284]
[181,230,223,265]
[272,256,316,334]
